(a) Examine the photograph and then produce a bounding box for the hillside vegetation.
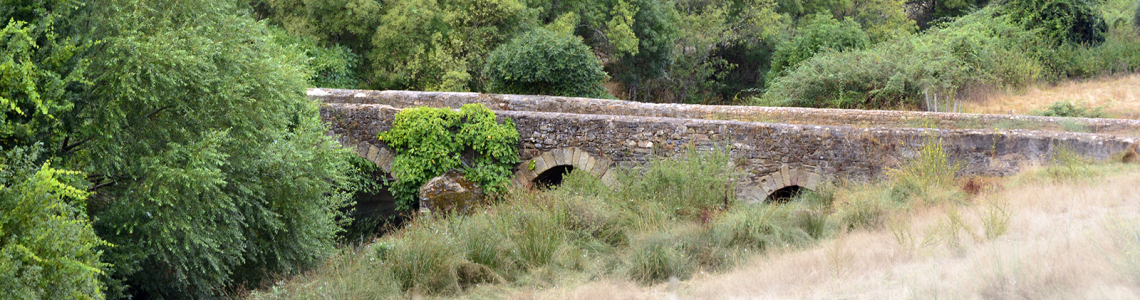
[255,0,1140,107]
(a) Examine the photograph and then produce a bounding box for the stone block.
[550,148,566,165]
[780,164,791,188]
[760,175,775,194]
[539,152,557,171]
[583,157,597,174]
[592,158,612,177]
[576,149,590,168]
[419,170,485,214]
[806,171,822,189]
[600,170,616,186]
[366,145,381,165]
[533,156,549,174]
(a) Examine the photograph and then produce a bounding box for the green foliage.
[907,0,990,29]
[1037,26,1140,79]
[758,9,1043,108]
[850,0,917,42]
[0,145,107,300]
[606,0,682,89]
[666,0,781,103]
[1135,0,1140,31]
[766,13,870,85]
[368,0,534,91]
[1001,0,1108,45]
[3,0,361,298]
[379,104,520,211]
[484,28,610,98]
[0,1,92,152]
[1036,101,1105,118]
[268,26,361,89]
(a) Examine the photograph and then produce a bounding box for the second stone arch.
[511,147,615,189]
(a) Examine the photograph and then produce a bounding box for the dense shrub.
[0,146,107,300]
[1135,1,1140,31]
[1001,0,1108,45]
[1036,101,1105,118]
[1039,27,1140,78]
[484,28,611,98]
[766,13,870,84]
[757,10,1042,109]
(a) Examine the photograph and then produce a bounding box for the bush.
[757,9,1042,109]
[1038,27,1140,78]
[483,28,610,98]
[766,13,870,84]
[379,104,520,210]
[1135,1,1140,32]
[0,146,107,300]
[1037,101,1105,118]
[1001,0,1108,45]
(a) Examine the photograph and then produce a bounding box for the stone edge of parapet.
[307,88,1140,135]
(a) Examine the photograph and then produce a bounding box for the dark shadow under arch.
[534,165,575,189]
[766,185,808,203]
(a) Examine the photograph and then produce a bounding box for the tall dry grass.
[498,163,1140,300]
[963,73,1140,119]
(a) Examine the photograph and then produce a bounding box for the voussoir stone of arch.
[513,147,612,189]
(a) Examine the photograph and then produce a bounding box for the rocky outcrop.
[418,170,484,214]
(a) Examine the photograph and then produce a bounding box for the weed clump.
[1036,101,1105,118]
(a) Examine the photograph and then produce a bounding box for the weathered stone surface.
[318,90,1140,205]
[312,89,1140,137]
[419,170,484,214]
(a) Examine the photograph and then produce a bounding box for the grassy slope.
[493,164,1140,299]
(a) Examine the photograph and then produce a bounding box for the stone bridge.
[312,88,1140,204]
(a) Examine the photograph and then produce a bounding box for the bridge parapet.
[311,89,1140,137]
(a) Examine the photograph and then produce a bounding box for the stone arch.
[737,164,825,203]
[336,135,396,174]
[511,147,614,189]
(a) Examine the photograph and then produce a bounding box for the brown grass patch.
[964,74,1140,119]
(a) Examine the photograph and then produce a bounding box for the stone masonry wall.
[320,101,1138,203]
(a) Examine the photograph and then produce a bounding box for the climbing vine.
[379,104,520,210]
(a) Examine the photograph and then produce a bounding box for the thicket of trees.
[256,0,1138,106]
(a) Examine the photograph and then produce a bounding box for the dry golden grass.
[488,166,1140,300]
[964,74,1140,119]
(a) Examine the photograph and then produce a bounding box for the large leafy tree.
[5,0,359,298]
